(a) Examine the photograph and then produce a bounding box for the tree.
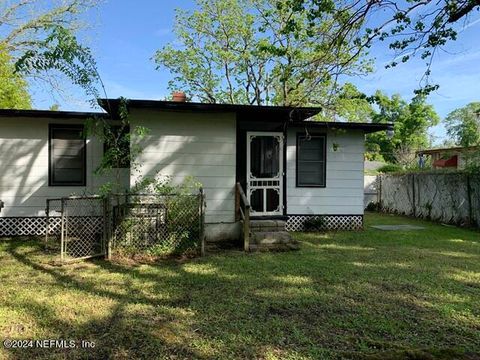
[323,82,373,122]
[0,49,31,109]
[0,0,102,103]
[444,102,480,147]
[283,0,480,94]
[366,93,440,164]
[155,0,370,107]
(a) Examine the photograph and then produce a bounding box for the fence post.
[412,174,416,217]
[45,201,49,250]
[467,174,473,225]
[104,196,111,260]
[199,188,206,256]
[378,175,382,209]
[60,198,65,262]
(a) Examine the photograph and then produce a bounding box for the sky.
[29,0,480,144]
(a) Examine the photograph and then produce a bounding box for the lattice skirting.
[286,215,363,232]
[0,217,104,237]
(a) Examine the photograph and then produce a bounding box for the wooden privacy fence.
[45,191,206,262]
[378,172,480,228]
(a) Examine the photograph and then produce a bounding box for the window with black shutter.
[296,134,326,187]
[49,125,86,186]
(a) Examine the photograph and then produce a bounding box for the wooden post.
[235,185,240,221]
[244,205,250,252]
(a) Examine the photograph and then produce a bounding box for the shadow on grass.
[1,230,479,359]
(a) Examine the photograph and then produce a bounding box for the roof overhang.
[99,98,321,122]
[99,98,392,133]
[0,100,392,134]
[289,121,392,134]
[0,108,107,119]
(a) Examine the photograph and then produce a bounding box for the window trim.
[296,132,327,188]
[48,124,87,187]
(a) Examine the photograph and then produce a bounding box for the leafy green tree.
[0,0,102,103]
[0,49,31,109]
[155,0,370,106]
[280,0,480,94]
[366,93,440,164]
[444,102,480,147]
[323,83,373,122]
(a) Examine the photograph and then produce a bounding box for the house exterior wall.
[0,117,128,218]
[286,128,365,216]
[129,109,237,225]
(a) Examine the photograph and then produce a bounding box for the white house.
[0,99,390,241]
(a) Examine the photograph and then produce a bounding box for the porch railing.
[236,182,251,252]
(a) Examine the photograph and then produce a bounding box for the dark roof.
[99,98,392,133]
[0,108,107,119]
[290,121,392,134]
[0,100,393,133]
[99,98,322,121]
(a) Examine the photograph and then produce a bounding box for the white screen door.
[246,132,284,216]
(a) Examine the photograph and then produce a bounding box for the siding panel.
[286,128,365,215]
[0,118,128,217]
[130,109,236,224]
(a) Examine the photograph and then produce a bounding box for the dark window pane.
[250,136,280,178]
[50,126,85,186]
[266,188,280,212]
[297,135,326,187]
[53,169,84,183]
[250,189,264,212]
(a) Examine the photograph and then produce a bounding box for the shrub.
[378,163,403,173]
[114,175,203,257]
[365,201,380,212]
[304,216,326,231]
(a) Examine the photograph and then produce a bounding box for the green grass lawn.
[0,213,479,359]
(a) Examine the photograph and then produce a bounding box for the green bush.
[303,217,326,231]
[378,163,403,173]
[365,201,380,212]
[114,175,203,257]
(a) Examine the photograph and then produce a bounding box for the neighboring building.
[416,146,479,170]
[0,99,391,240]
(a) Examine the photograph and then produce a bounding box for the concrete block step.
[250,230,294,245]
[249,242,300,252]
[250,220,286,231]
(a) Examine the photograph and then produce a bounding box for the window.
[103,125,130,168]
[49,125,86,186]
[296,133,326,187]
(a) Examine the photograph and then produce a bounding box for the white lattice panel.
[286,215,363,232]
[0,217,62,237]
